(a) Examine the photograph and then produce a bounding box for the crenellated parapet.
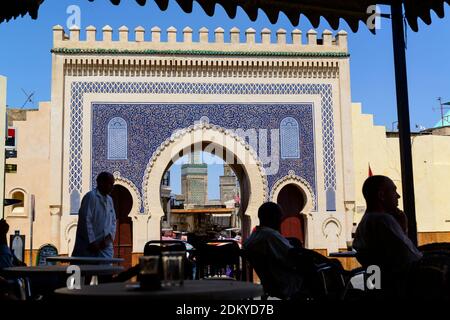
[53,25,348,52]
[52,25,348,78]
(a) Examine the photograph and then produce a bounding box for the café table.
[2,265,124,277]
[45,256,124,265]
[2,265,124,298]
[54,279,264,301]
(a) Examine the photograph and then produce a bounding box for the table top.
[45,256,124,264]
[2,265,124,276]
[329,251,357,258]
[54,280,264,300]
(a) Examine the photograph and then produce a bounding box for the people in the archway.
[353,175,422,296]
[162,229,176,241]
[72,172,117,258]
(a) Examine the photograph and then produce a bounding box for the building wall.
[352,103,450,238]
[49,25,354,254]
[4,102,54,254]
[4,27,449,262]
[3,26,357,256]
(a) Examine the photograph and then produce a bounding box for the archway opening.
[111,184,133,268]
[277,183,306,245]
[144,127,267,247]
[160,148,248,245]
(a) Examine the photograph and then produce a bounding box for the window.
[280,117,300,159]
[8,190,26,217]
[326,188,336,211]
[107,117,128,160]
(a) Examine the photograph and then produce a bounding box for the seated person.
[0,219,26,270]
[244,202,342,299]
[0,219,26,300]
[353,175,422,297]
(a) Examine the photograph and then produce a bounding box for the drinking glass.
[161,251,184,287]
[139,255,161,290]
[346,240,353,251]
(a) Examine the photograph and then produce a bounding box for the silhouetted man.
[353,175,422,296]
[244,202,304,298]
[72,172,116,258]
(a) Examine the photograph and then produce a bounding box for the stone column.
[132,214,152,253]
[49,205,62,250]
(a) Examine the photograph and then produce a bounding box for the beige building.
[352,103,450,244]
[3,25,450,265]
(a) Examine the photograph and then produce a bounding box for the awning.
[0,0,44,24]
[5,0,448,33]
[87,0,449,33]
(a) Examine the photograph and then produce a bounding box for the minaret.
[220,164,238,204]
[181,152,208,206]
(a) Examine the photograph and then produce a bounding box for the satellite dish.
[4,198,22,206]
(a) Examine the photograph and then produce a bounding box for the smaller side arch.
[322,217,342,254]
[112,171,142,217]
[270,171,315,213]
[322,217,342,238]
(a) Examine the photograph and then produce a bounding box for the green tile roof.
[51,48,350,58]
[434,110,450,128]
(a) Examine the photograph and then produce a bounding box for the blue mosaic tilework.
[69,82,336,213]
[91,103,316,213]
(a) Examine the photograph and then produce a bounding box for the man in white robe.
[72,172,117,258]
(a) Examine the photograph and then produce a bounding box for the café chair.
[194,240,241,280]
[418,242,450,254]
[112,240,191,282]
[244,246,364,301]
[3,277,32,300]
[143,240,187,256]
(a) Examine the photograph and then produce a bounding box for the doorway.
[277,183,306,245]
[111,185,133,268]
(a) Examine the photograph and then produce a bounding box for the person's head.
[362,175,400,213]
[258,202,284,231]
[96,172,115,195]
[0,219,9,236]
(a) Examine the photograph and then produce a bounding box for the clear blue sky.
[0,1,449,196]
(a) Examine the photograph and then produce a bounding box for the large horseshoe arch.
[141,123,269,242]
